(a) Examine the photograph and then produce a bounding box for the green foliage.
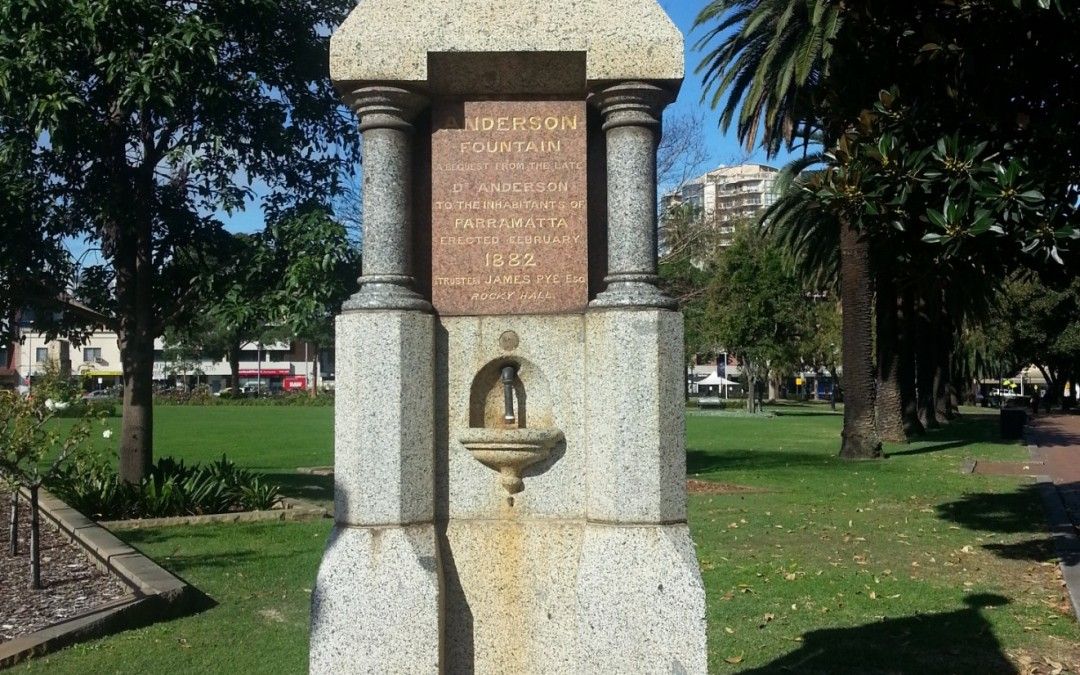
[154,390,334,406]
[701,227,812,383]
[50,453,282,520]
[702,1,1079,269]
[0,0,360,478]
[31,359,81,406]
[263,206,360,346]
[0,390,97,490]
[694,0,844,155]
[980,272,1080,391]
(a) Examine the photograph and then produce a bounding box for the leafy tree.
[0,0,359,481]
[983,272,1080,409]
[0,392,96,588]
[263,207,359,395]
[183,232,275,391]
[697,0,1079,455]
[701,227,809,413]
[695,0,883,456]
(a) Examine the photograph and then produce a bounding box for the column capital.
[591,82,672,131]
[346,86,428,132]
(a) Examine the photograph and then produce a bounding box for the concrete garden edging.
[100,497,327,530]
[0,488,209,668]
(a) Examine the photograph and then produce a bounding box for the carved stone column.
[344,86,431,312]
[590,82,676,310]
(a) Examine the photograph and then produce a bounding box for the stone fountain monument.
[310,1,707,672]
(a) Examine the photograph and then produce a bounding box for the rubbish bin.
[1000,407,1027,440]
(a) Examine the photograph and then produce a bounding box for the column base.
[575,523,707,674]
[590,275,677,310]
[343,275,432,312]
[310,524,442,674]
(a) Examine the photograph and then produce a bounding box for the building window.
[83,347,102,362]
[35,347,48,363]
[0,347,7,365]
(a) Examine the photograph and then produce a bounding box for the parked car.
[82,390,116,401]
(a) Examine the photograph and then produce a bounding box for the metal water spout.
[501,364,517,425]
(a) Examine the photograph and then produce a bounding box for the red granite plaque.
[431,100,588,316]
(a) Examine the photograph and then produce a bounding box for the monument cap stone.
[330,0,684,91]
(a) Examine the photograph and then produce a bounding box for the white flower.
[44,399,55,411]
[54,401,70,411]
[102,430,113,439]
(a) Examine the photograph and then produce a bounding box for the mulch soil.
[0,489,132,643]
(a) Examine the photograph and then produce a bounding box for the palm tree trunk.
[839,217,882,459]
[915,291,940,429]
[899,288,924,436]
[875,272,907,442]
[933,303,954,423]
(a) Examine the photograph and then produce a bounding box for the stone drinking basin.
[458,427,564,495]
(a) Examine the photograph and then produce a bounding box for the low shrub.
[49,400,119,418]
[49,454,283,520]
[688,397,746,411]
[154,391,333,406]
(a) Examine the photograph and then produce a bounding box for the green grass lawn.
[18,404,1079,673]
[61,406,337,507]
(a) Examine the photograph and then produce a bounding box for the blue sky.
[215,2,786,235]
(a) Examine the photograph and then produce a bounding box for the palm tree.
[696,0,882,458]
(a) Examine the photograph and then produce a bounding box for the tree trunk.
[114,208,155,483]
[829,367,839,411]
[933,305,954,423]
[915,291,940,429]
[898,288,924,436]
[838,217,882,459]
[8,490,18,556]
[875,272,907,443]
[767,373,780,402]
[746,375,756,414]
[309,342,319,398]
[29,486,41,589]
[229,340,241,393]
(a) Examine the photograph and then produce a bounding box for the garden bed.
[0,487,205,668]
[0,489,132,644]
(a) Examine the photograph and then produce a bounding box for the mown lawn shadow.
[885,440,968,458]
[686,448,835,475]
[740,594,1016,674]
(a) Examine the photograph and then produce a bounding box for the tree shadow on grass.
[741,594,1016,674]
[771,410,842,418]
[936,485,1044,535]
[885,439,969,458]
[686,449,835,475]
[138,550,302,575]
[935,483,1079,565]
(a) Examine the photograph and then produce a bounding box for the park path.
[1027,413,1080,618]
[1029,414,1080,522]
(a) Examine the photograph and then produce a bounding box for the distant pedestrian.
[1030,389,1041,416]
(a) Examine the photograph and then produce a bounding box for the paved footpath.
[1028,413,1080,616]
